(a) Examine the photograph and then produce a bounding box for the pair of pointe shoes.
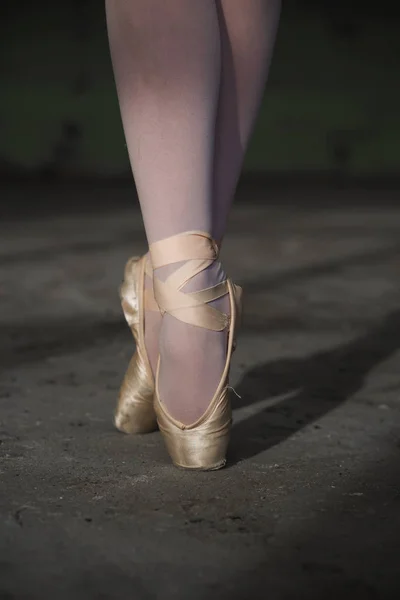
[114,231,242,471]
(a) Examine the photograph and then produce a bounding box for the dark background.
[1,5,400,600]
[1,0,400,180]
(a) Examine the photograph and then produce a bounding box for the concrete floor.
[1,185,400,599]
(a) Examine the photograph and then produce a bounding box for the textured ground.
[1,184,400,599]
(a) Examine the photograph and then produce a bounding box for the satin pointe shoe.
[150,231,242,470]
[114,254,159,434]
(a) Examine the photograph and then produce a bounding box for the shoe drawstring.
[227,385,242,400]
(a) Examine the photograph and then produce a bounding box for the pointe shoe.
[114,254,159,434]
[150,231,242,470]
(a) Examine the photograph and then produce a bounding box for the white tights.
[106,0,280,424]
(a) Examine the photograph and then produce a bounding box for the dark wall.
[1,2,399,177]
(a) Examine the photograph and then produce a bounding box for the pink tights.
[106,0,280,424]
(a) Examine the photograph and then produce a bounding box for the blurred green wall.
[1,3,399,176]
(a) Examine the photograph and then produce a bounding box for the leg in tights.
[106,0,280,424]
[106,0,220,389]
[213,0,281,243]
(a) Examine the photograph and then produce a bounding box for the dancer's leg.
[213,0,281,242]
[106,0,226,423]
[106,0,220,242]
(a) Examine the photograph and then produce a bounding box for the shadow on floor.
[230,309,400,464]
